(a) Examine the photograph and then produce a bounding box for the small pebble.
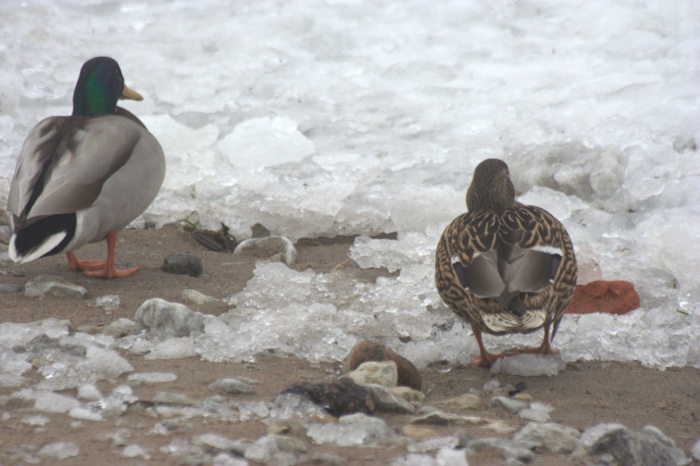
[121,444,150,459]
[96,294,120,311]
[24,275,87,299]
[209,378,256,395]
[163,253,203,277]
[150,391,198,407]
[361,383,416,414]
[402,425,442,441]
[128,372,178,384]
[439,393,484,410]
[77,383,103,401]
[38,441,79,459]
[180,289,219,305]
[489,396,528,414]
[0,283,24,293]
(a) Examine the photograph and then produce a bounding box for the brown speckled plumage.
[435,159,577,367]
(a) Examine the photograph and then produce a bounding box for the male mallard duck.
[435,159,577,367]
[7,57,165,278]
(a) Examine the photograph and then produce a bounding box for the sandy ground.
[1,224,699,465]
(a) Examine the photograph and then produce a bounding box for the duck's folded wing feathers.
[454,208,567,299]
[7,118,64,222]
[9,116,142,225]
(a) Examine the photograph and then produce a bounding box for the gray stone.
[514,422,583,455]
[361,383,416,414]
[489,396,528,414]
[390,386,425,403]
[309,452,348,465]
[210,378,256,395]
[235,376,261,385]
[437,449,469,466]
[454,429,478,448]
[169,452,208,465]
[234,236,298,265]
[77,383,103,401]
[163,253,203,277]
[120,444,150,460]
[484,420,518,435]
[411,410,455,426]
[407,436,459,453]
[150,391,199,407]
[581,423,627,447]
[642,426,689,465]
[0,283,24,293]
[104,317,136,338]
[22,414,50,426]
[201,396,230,414]
[34,391,80,414]
[439,393,484,410]
[410,410,485,427]
[194,433,241,451]
[691,438,700,461]
[38,441,79,459]
[127,372,178,384]
[225,441,249,457]
[24,275,86,299]
[589,426,678,466]
[468,437,534,462]
[518,401,553,422]
[69,406,103,421]
[135,298,205,339]
[244,434,307,464]
[129,339,156,354]
[402,424,442,441]
[180,289,219,305]
[95,294,120,311]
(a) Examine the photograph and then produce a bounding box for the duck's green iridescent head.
[72,56,143,116]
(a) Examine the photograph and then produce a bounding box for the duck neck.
[466,175,515,213]
[72,79,118,116]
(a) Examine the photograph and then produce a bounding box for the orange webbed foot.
[65,231,139,279]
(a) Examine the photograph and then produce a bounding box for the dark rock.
[566,280,640,315]
[0,283,24,293]
[163,253,203,277]
[344,340,422,390]
[192,223,238,252]
[279,378,374,417]
[589,427,677,466]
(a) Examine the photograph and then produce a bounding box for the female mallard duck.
[435,159,577,367]
[7,57,165,278]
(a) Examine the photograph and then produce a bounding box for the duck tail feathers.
[9,230,68,264]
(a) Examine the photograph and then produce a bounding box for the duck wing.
[8,115,142,229]
[436,206,576,335]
